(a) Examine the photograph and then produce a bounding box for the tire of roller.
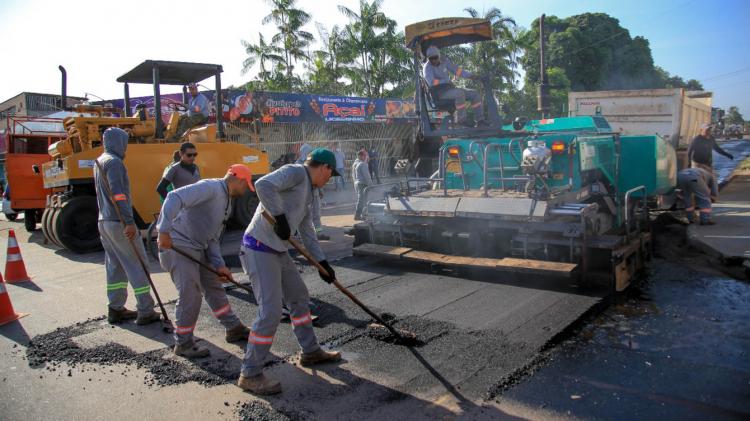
[55,196,102,253]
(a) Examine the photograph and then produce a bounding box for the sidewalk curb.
[686,159,750,264]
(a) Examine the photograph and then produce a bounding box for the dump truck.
[352,17,677,291]
[40,61,269,253]
[567,88,712,168]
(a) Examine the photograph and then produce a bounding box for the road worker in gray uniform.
[156,164,254,358]
[678,167,717,225]
[237,148,342,395]
[95,127,161,325]
[352,149,372,221]
[156,142,201,200]
[423,45,484,126]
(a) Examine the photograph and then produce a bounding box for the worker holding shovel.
[156,165,254,358]
[237,148,342,395]
[95,128,162,326]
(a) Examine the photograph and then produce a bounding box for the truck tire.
[49,207,64,247]
[41,207,55,244]
[55,196,102,253]
[24,210,37,232]
[230,190,259,229]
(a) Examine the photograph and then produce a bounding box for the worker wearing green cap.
[237,147,342,395]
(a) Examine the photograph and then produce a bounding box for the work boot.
[136,311,162,326]
[317,233,331,241]
[107,307,137,324]
[225,324,251,343]
[174,343,210,358]
[699,213,715,226]
[299,348,342,367]
[237,373,282,395]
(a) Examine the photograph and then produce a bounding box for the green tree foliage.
[337,0,412,98]
[263,0,314,81]
[240,33,284,83]
[726,106,745,124]
[304,24,348,95]
[521,13,664,92]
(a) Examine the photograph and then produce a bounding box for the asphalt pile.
[237,401,307,421]
[26,317,235,387]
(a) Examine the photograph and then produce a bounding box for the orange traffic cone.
[0,272,27,326]
[5,229,30,283]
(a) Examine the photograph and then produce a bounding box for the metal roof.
[405,18,493,52]
[116,60,223,85]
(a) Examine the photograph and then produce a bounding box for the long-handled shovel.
[94,160,174,333]
[169,246,254,294]
[261,211,413,342]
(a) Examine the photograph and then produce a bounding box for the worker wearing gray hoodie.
[94,127,160,325]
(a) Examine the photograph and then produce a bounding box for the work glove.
[318,260,336,284]
[273,214,291,241]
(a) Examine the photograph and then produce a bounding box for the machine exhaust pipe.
[537,15,550,118]
[58,65,68,111]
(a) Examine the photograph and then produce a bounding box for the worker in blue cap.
[237,148,342,395]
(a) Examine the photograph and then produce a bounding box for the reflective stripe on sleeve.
[432,79,440,86]
[113,194,127,201]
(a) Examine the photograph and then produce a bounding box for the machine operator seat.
[420,77,456,114]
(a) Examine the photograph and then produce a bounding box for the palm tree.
[240,33,284,83]
[338,0,390,97]
[463,7,517,92]
[263,0,314,83]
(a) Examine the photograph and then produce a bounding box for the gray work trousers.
[691,161,719,197]
[239,246,320,377]
[159,247,242,346]
[98,221,156,315]
[354,183,368,218]
[438,87,482,123]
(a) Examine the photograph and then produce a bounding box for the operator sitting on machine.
[422,45,484,127]
[172,83,210,140]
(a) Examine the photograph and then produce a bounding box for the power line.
[700,66,750,83]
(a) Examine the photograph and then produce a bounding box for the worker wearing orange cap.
[156,164,254,358]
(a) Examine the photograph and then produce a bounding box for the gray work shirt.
[352,159,372,187]
[156,179,232,268]
[95,128,135,224]
[244,164,325,261]
[423,57,472,87]
[164,163,201,189]
[188,93,210,117]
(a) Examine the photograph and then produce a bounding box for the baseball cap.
[227,164,255,191]
[309,148,341,176]
[426,46,440,58]
[700,123,712,130]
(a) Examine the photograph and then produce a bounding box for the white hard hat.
[426,46,440,58]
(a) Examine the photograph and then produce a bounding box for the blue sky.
[1,0,748,113]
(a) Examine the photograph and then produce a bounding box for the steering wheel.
[168,102,188,112]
